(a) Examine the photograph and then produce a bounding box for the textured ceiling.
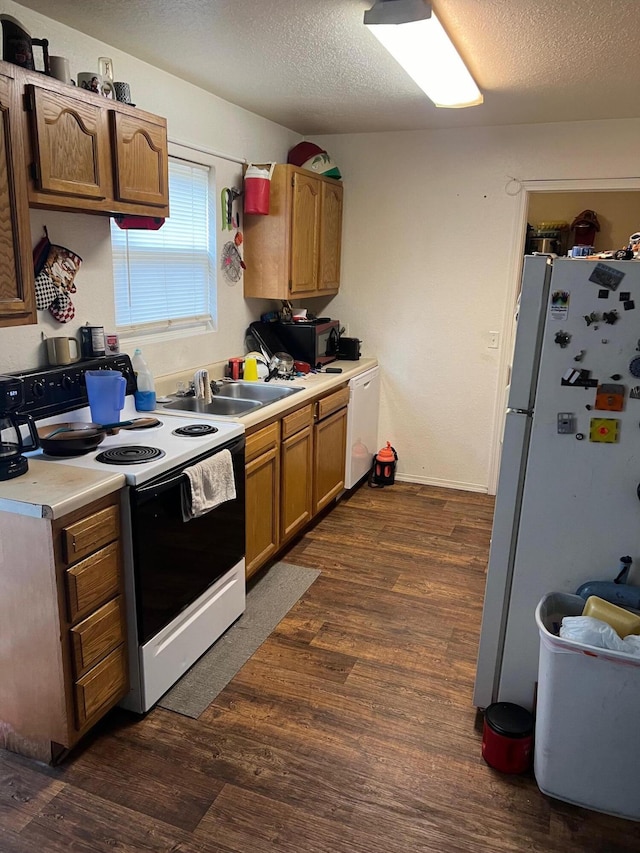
[15,0,640,134]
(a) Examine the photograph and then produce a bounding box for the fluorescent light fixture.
[364,0,483,108]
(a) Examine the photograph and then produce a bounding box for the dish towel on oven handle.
[181,449,236,520]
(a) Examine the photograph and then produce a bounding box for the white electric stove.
[29,394,244,485]
[14,354,247,713]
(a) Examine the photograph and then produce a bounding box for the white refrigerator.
[474,255,640,711]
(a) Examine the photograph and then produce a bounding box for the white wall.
[0,0,300,376]
[5,2,640,494]
[314,122,640,490]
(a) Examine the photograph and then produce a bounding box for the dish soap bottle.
[132,348,156,411]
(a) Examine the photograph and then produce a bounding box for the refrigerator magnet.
[595,383,625,411]
[589,417,619,443]
[550,290,570,320]
[588,263,625,291]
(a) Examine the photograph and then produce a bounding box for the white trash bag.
[560,615,640,655]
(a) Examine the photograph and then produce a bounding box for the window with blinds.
[111,157,216,334]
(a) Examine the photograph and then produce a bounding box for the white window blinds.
[111,158,215,331]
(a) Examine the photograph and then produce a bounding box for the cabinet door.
[313,407,347,514]
[318,180,343,293]
[111,112,169,208]
[290,172,320,295]
[280,425,313,542]
[0,73,35,327]
[245,446,280,579]
[28,85,110,200]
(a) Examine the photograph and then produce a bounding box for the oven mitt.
[32,229,82,320]
[42,243,82,294]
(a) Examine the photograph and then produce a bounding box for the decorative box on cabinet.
[243,164,343,299]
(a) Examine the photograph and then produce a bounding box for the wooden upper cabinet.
[27,84,110,200]
[318,180,343,293]
[290,171,320,295]
[111,111,168,207]
[0,70,35,327]
[243,164,343,300]
[20,67,169,217]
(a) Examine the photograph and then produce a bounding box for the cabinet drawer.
[70,596,125,678]
[281,404,313,440]
[316,386,349,421]
[65,541,120,622]
[62,505,120,564]
[74,643,128,729]
[246,422,280,464]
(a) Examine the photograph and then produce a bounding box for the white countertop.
[238,359,378,430]
[155,358,378,431]
[0,359,378,518]
[0,459,125,520]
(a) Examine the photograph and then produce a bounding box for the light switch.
[488,331,500,349]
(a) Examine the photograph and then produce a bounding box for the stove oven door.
[128,436,245,645]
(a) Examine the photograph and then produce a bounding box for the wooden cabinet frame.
[0,65,35,327]
[243,164,343,300]
[21,65,169,217]
[0,492,127,762]
[245,386,349,578]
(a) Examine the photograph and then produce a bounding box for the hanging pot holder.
[49,289,75,323]
[32,227,83,314]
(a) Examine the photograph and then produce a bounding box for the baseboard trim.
[394,473,488,493]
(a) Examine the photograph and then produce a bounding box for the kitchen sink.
[213,381,303,402]
[161,382,303,416]
[162,396,262,416]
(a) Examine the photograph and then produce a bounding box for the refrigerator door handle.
[508,407,533,416]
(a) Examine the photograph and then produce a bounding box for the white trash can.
[534,592,640,821]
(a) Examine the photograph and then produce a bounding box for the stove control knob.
[61,374,74,391]
[32,379,45,398]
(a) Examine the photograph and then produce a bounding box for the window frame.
[111,142,217,346]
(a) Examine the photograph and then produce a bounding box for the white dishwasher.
[345,366,380,489]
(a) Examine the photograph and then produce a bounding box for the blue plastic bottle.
[132,348,156,411]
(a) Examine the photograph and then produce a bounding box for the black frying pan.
[37,418,160,456]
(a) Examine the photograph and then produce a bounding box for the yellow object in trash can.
[582,595,640,638]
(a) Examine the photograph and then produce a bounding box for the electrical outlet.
[488,331,500,349]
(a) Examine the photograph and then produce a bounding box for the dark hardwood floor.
[2,483,638,852]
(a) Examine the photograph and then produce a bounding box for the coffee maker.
[0,375,39,480]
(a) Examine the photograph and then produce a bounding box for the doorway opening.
[487,179,640,494]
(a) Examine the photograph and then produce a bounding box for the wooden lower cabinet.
[245,390,348,578]
[313,405,348,514]
[0,491,128,762]
[245,423,280,580]
[280,423,313,542]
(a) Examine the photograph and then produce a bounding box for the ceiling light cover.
[364,0,483,108]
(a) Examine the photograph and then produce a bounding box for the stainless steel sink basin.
[213,381,303,402]
[161,382,303,416]
[162,396,262,416]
